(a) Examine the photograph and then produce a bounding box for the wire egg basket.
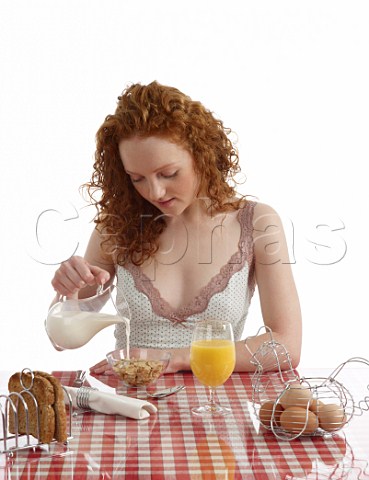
[246,327,369,441]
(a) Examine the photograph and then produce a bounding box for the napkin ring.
[76,386,98,409]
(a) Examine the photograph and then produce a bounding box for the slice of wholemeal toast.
[8,372,55,443]
[34,371,67,442]
[8,371,67,444]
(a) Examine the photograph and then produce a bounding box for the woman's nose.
[148,179,165,201]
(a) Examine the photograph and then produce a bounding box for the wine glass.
[190,319,236,417]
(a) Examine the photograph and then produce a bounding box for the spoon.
[146,385,185,399]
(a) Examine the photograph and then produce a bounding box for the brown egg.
[259,401,284,427]
[279,383,313,409]
[280,406,319,435]
[309,398,324,414]
[318,403,347,432]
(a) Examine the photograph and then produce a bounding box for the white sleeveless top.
[114,201,256,349]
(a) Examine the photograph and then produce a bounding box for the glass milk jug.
[45,284,130,350]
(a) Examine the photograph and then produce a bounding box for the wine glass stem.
[208,386,217,408]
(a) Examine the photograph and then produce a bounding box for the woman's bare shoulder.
[251,201,282,228]
[237,199,279,222]
[251,202,290,263]
[252,201,278,215]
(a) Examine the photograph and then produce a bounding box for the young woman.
[51,81,302,374]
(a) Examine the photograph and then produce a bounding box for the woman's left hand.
[89,359,114,375]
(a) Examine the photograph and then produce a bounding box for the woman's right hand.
[51,255,111,298]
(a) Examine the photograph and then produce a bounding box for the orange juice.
[190,339,236,387]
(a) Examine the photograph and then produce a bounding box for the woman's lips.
[158,198,175,207]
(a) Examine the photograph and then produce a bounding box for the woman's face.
[119,136,200,216]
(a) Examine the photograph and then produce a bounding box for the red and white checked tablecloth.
[1,370,369,479]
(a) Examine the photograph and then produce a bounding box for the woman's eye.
[161,171,178,179]
[130,176,143,183]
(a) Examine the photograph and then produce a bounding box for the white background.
[1,1,368,373]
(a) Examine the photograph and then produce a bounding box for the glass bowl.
[106,348,170,388]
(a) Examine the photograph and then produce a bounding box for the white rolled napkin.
[64,386,157,420]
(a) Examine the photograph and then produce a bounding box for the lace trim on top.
[124,201,256,323]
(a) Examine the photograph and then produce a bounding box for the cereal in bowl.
[113,359,165,387]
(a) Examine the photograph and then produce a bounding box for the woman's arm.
[246,202,302,368]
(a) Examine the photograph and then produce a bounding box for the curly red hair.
[84,81,243,266]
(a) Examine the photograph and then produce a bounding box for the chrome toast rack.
[0,368,73,457]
